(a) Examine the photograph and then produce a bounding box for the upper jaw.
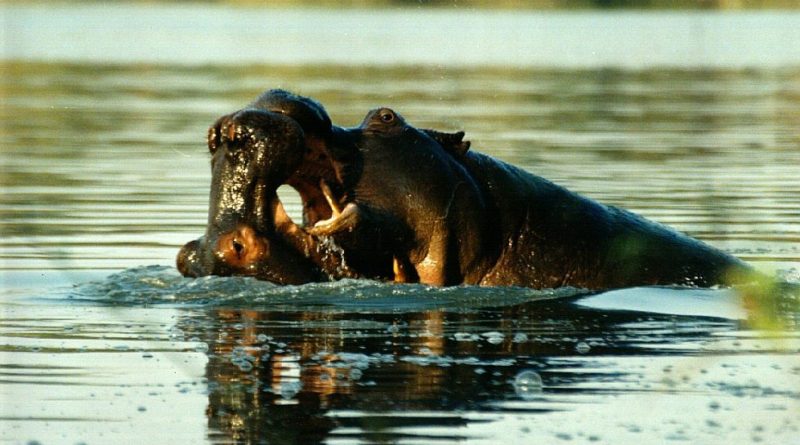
[285,127,359,229]
[178,104,364,281]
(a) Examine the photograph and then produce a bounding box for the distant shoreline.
[4,6,799,68]
[4,0,800,10]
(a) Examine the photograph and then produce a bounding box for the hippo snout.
[176,238,204,278]
[176,225,270,278]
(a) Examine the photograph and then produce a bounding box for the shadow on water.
[58,266,798,444]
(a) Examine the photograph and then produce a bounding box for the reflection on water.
[4,267,798,444]
[1,7,800,443]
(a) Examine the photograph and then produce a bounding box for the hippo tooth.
[319,179,341,217]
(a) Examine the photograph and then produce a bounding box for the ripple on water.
[64,265,588,313]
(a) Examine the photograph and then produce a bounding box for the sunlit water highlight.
[1,5,800,445]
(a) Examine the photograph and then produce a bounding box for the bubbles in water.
[230,346,257,372]
[482,331,505,344]
[513,369,543,400]
[236,360,253,372]
[454,332,479,342]
[512,333,529,343]
[279,380,302,400]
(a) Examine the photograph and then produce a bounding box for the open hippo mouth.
[250,89,363,234]
[176,90,372,284]
[282,139,360,234]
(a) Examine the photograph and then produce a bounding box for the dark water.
[2,5,800,445]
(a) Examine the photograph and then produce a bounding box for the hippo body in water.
[177,90,752,289]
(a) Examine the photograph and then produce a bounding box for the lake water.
[1,5,799,445]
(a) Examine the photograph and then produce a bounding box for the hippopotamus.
[177,89,753,289]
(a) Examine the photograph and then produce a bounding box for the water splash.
[60,266,797,321]
[64,265,587,313]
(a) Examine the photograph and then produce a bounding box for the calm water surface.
[2,5,800,445]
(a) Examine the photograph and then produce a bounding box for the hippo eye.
[379,110,395,123]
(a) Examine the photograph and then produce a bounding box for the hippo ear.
[423,129,471,157]
[207,114,229,154]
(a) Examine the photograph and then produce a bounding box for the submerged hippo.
[178,90,752,289]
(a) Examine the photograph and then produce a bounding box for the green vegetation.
[729,269,800,333]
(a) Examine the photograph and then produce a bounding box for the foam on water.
[65,265,588,312]
[60,265,799,322]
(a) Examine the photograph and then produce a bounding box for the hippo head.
[176,104,342,284]
[178,89,407,284]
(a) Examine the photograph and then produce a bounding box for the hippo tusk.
[313,202,357,230]
[320,179,341,217]
[393,257,410,283]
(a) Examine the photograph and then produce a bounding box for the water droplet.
[513,370,543,400]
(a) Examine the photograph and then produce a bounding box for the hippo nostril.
[232,239,244,257]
